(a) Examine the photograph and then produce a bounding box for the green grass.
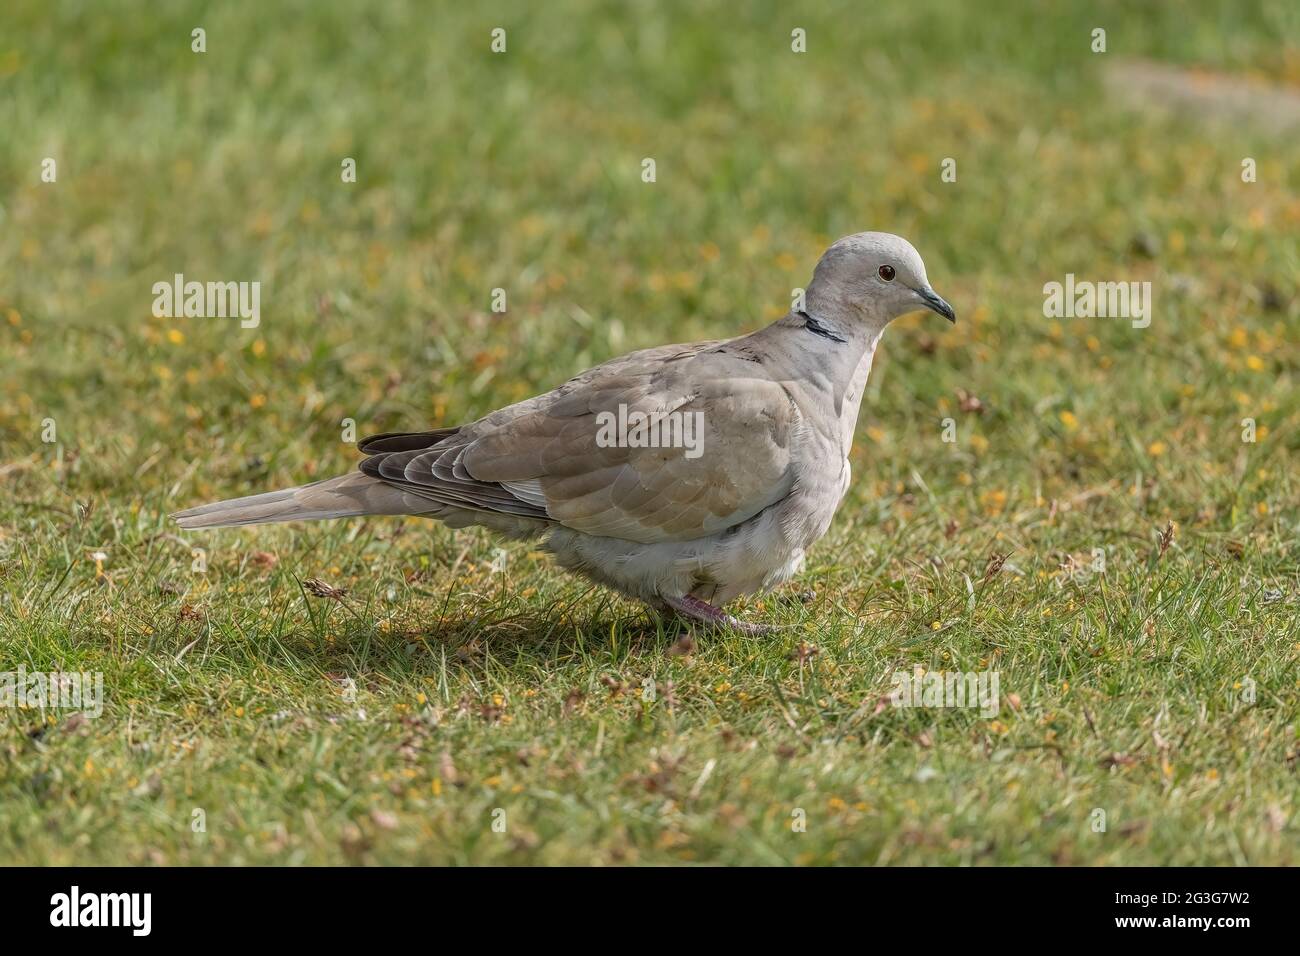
[1,0,1297,864]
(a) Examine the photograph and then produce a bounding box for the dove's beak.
[916,286,957,324]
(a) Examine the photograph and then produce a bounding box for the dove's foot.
[661,594,779,636]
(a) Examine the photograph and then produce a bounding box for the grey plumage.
[174,232,956,631]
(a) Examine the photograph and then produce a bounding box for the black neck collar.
[797,310,847,344]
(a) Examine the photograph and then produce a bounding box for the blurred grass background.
[0,0,1297,864]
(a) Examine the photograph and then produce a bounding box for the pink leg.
[661,594,780,636]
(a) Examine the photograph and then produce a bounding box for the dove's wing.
[358,341,799,543]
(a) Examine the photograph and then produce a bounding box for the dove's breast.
[531,330,879,607]
[541,399,850,607]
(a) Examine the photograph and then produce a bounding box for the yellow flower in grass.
[1059,410,1078,431]
[1147,441,1167,456]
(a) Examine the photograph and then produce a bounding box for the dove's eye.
[878,264,895,281]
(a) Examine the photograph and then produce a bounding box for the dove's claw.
[661,594,779,636]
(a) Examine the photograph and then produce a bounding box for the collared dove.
[175,232,955,633]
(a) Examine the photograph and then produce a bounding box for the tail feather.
[172,472,430,529]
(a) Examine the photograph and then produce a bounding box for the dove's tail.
[172,472,427,529]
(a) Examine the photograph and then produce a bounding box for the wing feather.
[356,340,799,542]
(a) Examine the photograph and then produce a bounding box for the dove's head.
[806,232,955,328]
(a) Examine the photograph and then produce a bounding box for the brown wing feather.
[356,340,798,543]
